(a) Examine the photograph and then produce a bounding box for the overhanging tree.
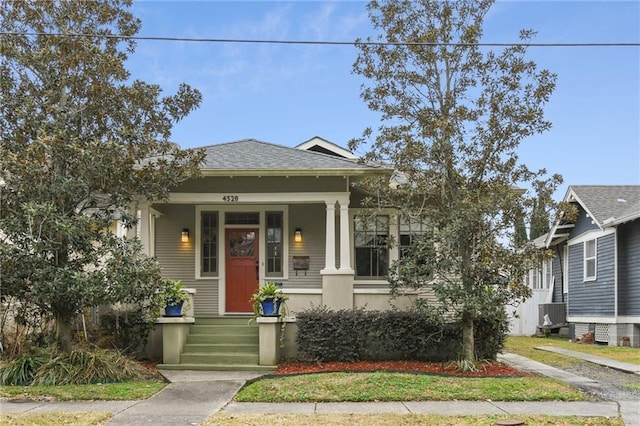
[0,0,204,353]
[351,0,561,366]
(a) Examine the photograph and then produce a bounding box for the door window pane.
[225,212,259,225]
[229,231,255,257]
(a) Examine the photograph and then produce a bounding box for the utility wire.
[2,32,639,47]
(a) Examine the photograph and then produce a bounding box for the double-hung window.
[354,215,389,279]
[584,239,597,281]
[399,215,429,259]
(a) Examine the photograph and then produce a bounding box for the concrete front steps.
[159,316,275,372]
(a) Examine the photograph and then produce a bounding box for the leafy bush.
[0,348,150,386]
[32,349,149,385]
[0,349,51,385]
[98,307,156,358]
[295,306,367,362]
[295,307,508,363]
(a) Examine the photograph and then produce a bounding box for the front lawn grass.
[0,412,112,426]
[235,372,587,402]
[0,379,165,401]
[505,336,640,366]
[207,413,623,426]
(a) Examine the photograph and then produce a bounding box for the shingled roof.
[569,185,640,227]
[545,185,640,247]
[197,139,392,176]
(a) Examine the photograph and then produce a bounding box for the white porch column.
[321,200,337,273]
[138,203,152,256]
[321,196,354,310]
[338,199,353,272]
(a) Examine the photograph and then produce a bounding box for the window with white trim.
[584,239,597,281]
[399,215,429,259]
[266,211,283,276]
[201,212,218,276]
[526,259,552,290]
[354,215,389,279]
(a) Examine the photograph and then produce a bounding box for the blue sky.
[127,1,640,199]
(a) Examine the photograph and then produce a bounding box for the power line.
[2,32,639,47]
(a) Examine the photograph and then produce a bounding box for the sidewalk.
[222,400,620,417]
[1,355,637,425]
[1,371,264,426]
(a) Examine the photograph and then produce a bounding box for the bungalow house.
[137,137,422,368]
[534,185,640,347]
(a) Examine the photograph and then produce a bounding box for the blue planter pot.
[164,300,184,317]
[260,298,282,316]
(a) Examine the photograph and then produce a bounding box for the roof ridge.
[199,138,368,167]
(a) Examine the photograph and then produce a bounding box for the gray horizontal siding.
[568,234,615,317]
[286,204,324,290]
[173,176,347,193]
[153,203,219,316]
[618,220,640,315]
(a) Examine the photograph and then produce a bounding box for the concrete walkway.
[1,355,638,425]
[498,352,640,426]
[535,345,640,375]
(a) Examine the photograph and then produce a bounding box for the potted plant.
[251,281,288,318]
[162,279,190,317]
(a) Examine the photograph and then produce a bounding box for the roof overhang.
[602,210,640,227]
[199,168,394,177]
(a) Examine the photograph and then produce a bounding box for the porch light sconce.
[181,228,189,242]
[294,228,303,243]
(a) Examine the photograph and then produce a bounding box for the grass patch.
[0,412,111,426]
[505,336,640,366]
[235,372,586,402]
[207,413,623,426]
[624,382,640,393]
[0,379,165,401]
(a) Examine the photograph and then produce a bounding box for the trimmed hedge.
[295,306,508,363]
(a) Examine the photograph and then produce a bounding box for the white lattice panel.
[595,324,610,343]
[574,323,590,338]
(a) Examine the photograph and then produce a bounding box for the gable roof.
[569,185,640,227]
[295,136,357,159]
[545,185,640,247]
[198,138,392,177]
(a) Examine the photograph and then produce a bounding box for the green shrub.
[98,308,155,358]
[32,349,150,385]
[0,349,51,385]
[295,307,508,363]
[0,348,150,386]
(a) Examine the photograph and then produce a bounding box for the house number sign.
[222,195,239,202]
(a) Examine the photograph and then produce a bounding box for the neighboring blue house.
[543,185,640,347]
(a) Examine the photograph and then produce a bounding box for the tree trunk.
[55,313,74,353]
[461,314,475,363]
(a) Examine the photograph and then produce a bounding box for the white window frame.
[350,209,397,283]
[195,204,289,281]
[542,258,553,289]
[584,238,597,282]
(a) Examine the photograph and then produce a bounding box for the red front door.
[225,229,259,312]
